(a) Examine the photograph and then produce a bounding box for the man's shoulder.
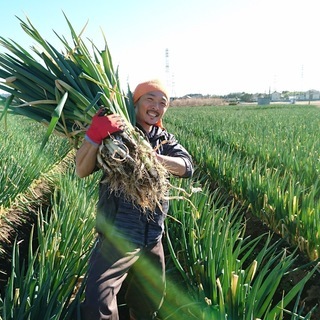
[153,126,174,139]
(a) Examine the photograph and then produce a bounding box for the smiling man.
[133,80,169,130]
[77,79,193,320]
[132,80,191,177]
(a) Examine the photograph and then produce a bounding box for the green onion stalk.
[0,14,169,212]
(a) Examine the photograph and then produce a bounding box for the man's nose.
[150,102,158,109]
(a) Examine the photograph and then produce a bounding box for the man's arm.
[155,154,189,177]
[75,140,99,178]
[76,110,124,178]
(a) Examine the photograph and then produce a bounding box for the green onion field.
[0,101,319,319]
[165,103,320,261]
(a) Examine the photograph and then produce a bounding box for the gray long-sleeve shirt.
[95,125,193,246]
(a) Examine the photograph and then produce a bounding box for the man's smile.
[147,110,159,118]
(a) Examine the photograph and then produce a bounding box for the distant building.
[271,91,281,101]
[296,90,320,101]
[305,90,320,100]
[257,94,271,105]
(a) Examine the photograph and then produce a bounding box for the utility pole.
[165,48,175,98]
[165,48,170,90]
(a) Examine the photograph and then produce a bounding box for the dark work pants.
[80,235,166,320]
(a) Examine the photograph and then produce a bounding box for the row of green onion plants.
[0,164,317,319]
[0,113,71,209]
[164,104,320,261]
[0,166,98,319]
[165,174,317,319]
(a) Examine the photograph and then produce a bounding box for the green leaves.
[0,114,70,209]
[166,175,317,319]
[40,91,68,152]
[0,14,135,149]
[164,104,320,261]
[0,168,98,320]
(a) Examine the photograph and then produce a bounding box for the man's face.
[135,91,168,131]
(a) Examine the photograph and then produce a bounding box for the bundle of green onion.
[0,14,169,212]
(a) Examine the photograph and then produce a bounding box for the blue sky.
[1,0,319,96]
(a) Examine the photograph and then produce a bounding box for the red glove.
[86,110,123,145]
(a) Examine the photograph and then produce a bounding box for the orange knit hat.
[133,79,169,104]
[133,79,169,129]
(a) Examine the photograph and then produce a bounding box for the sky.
[0,0,319,97]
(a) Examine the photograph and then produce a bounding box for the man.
[76,79,193,320]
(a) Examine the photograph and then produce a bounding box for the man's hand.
[86,109,125,145]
